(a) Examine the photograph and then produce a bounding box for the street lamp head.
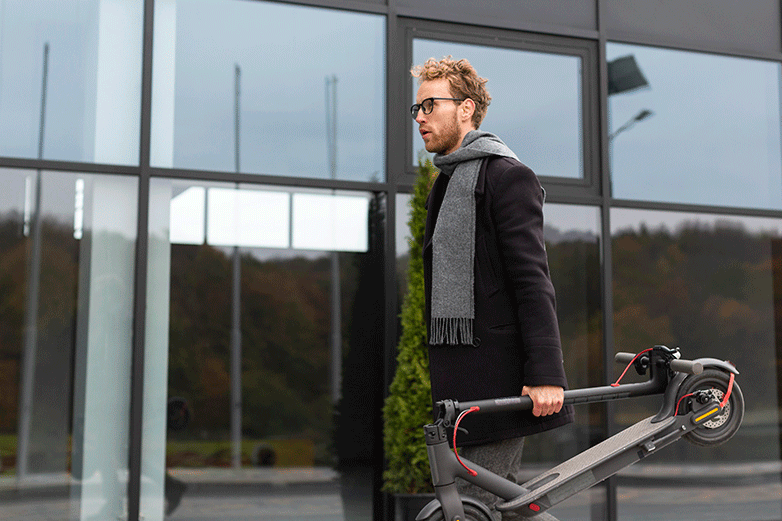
[635,109,653,122]
[609,108,655,140]
[607,55,650,96]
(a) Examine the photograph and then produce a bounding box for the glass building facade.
[0,1,780,520]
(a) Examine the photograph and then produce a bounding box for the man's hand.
[521,385,564,417]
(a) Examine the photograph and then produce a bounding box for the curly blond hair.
[411,56,491,128]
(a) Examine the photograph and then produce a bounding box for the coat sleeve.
[491,161,568,388]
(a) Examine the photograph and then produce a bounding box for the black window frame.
[397,18,600,201]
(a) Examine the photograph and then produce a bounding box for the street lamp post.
[231,63,242,470]
[325,75,342,405]
[18,42,49,482]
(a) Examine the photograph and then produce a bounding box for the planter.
[394,493,436,521]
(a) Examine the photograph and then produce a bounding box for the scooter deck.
[497,415,677,515]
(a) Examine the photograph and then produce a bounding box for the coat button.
[471,336,481,347]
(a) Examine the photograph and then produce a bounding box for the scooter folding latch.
[642,440,656,452]
[438,400,457,427]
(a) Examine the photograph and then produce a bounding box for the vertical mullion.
[127,0,155,520]
[596,1,617,520]
[382,4,401,521]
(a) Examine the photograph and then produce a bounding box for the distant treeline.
[0,214,778,455]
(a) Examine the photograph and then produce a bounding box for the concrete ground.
[1,464,780,521]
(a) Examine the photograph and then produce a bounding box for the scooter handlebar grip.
[614,352,637,364]
[669,359,703,375]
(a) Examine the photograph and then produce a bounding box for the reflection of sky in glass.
[412,39,583,179]
[0,0,143,165]
[612,208,782,238]
[0,168,139,241]
[395,193,413,257]
[544,204,600,244]
[608,43,782,210]
[167,181,370,252]
[153,0,385,182]
[0,170,29,216]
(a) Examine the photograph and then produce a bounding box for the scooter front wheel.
[420,503,493,521]
[676,368,744,447]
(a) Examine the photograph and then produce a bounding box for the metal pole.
[17,42,49,482]
[234,64,241,177]
[230,64,242,469]
[325,76,342,404]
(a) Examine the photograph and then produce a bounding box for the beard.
[425,112,462,155]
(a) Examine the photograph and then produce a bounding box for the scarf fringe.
[430,317,474,346]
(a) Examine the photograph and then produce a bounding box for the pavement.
[1,464,781,520]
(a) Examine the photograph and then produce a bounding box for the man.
[414,56,573,520]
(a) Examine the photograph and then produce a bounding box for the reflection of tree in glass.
[0,214,80,472]
[544,225,603,391]
[1,213,775,465]
[612,221,778,461]
[166,237,370,466]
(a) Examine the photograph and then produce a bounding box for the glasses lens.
[421,98,434,114]
[410,103,420,119]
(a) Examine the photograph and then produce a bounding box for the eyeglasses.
[410,97,465,119]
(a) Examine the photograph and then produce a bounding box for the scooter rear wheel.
[676,368,744,447]
[421,503,493,521]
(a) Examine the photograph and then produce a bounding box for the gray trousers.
[457,437,560,521]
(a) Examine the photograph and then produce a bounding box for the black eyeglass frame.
[410,97,466,119]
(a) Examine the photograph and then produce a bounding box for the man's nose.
[415,110,426,124]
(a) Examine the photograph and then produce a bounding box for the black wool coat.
[424,155,574,446]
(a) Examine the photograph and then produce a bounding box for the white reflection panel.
[169,186,204,245]
[292,193,369,252]
[207,188,289,248]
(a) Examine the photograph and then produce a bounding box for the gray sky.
[167,0,384,182]
[4,0,782,249]
[608,42,782,210]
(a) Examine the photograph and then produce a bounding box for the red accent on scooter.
[611,348,653,387]
[453,406,480,477]
[720,372,735,408]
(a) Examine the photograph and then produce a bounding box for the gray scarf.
[430,130,518,345]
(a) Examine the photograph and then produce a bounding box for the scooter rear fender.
[694,358,739,375]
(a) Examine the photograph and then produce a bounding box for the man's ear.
[461,98,476,124]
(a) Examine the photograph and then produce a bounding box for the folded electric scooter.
[416,345,744,520]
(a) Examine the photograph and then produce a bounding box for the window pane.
[0,1,143,165]
[0,168,138,520]
[608,43,782,209]
[524,204,605,520]
[142,179,384,520]
[611,208,782,520]
[151,0,385,182]
[412,39,583,179]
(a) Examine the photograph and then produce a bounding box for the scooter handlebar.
[614,352,637,364]
[614,351,702,375]
[669,358,703,375]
